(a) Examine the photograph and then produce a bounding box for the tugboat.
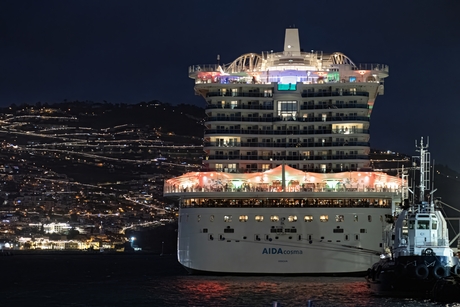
[366,138,460,300]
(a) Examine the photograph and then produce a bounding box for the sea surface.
[2,253,459,307]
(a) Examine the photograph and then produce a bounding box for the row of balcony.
[205,128,369,135]
[300,91,370,98]
[205,90,370,99]
[207,154,368,161]
[204,141,370,148]
[206,167,360,173]
[300,103,368,110]
[205,103,368,111]
[205,116,370,123]
[207,92,272,98]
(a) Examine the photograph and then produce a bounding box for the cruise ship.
[164,28,403,275]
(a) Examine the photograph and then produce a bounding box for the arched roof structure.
[226,53,262,74]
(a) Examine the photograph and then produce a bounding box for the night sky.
[1,1,460,171]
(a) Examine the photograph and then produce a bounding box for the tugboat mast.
[415,137,430,202]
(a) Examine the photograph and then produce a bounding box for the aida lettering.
[262,248,303,255]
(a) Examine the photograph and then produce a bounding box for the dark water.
[1,253,456,307]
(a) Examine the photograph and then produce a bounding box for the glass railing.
[164,184,397,196]
[189,64,220,74]
[189,63,389,84]
[352,63,389,73]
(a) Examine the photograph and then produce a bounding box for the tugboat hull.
[367,255,459,298]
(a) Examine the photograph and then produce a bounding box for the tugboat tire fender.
[451,263,460,275]
[415,264,429,279]
[432,264,447,279]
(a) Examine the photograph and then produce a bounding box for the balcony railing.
[205,128,370,135]
[164,185,397,196]
[204,141,370,148]
[207,92,273,98]
[300,103,369,110]
[205,116,370,123]
[189,63,389,84]
[206,103,274,110]
[206,154,369,161]
[301,91,369,98]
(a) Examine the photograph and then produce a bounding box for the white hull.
[178,206,391,274]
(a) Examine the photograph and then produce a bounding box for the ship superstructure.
[189,28,388,173]
[165,28,400,275]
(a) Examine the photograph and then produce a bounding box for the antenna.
[217,54,220,66]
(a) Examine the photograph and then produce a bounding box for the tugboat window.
[271,215,280,222]
[239,215,248,222]
[409,220,415,229]
[320,215,328,222]
[417,220,429,229]
[224,215,232,222]
[255,215,264,222]
[432,220,437,230]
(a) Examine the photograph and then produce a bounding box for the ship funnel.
[284,28,301,56]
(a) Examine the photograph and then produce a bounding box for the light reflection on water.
[146,276,445,307]
[3,255,457,306]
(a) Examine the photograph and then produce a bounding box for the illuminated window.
[277,100,298,119]
[320,215,329,222]
[288,215,297,222]
[255,215,264,222]
[354,215,358,222]
[336,215,344,222]
[304,215,313,222]
[224,215,232,222]
[270,215,279,222]
[239,215,248,222]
